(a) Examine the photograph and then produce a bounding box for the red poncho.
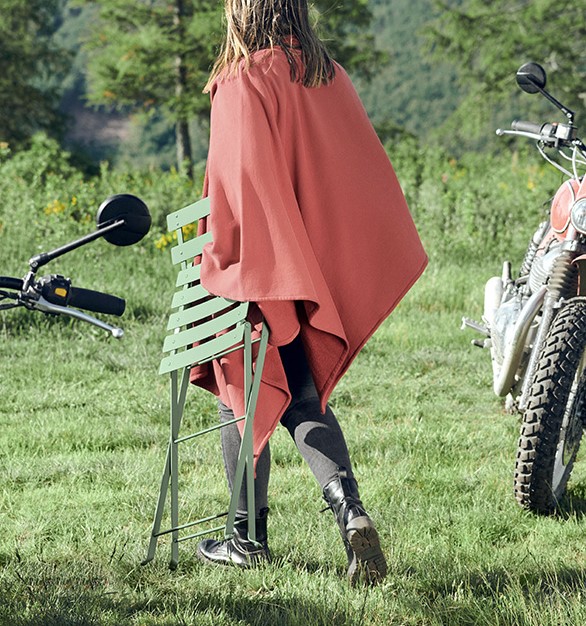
[191,49,427,461]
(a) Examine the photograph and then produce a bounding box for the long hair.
[204,0,335,92]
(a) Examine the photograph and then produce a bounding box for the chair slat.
[166,296,236,331]
[171,284,211,309]
[163,304,249,353]
[171,232,212,266]
[159,326,244,375]
[176,264,201,288]
[166,197,211,231]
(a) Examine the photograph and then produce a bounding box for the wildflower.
[182,223,196,239]
[155,232,177,250]
[44,199,67,215]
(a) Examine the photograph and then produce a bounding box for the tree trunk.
[174,0,193,179]
[175,117,193,179]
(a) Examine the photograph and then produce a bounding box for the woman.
[192,0,427,586]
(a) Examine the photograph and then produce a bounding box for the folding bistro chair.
[143,197,269,569]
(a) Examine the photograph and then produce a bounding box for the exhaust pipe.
[483,276,504,327]
[492,285,546,397]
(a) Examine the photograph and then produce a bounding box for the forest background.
[2,0,585,258]
[2,1,586,624]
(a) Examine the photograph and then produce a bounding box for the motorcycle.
[462,62,586,513]
[0,194,151,338]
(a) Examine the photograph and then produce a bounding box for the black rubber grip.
[69,286,126,316]
[0,276,23,290]
[511,120,544,135]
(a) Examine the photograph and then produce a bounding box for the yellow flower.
[182,223,196,239]
[154,232,177,250]
[44,199,67,215]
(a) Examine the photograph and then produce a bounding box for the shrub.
[389,139,562,266]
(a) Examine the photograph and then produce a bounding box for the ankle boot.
[323,468,387,585]
[197,507,271,568]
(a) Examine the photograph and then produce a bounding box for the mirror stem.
[29,219,126,270]
[527,77,575,123]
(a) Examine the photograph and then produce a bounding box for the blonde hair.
[204,0,335,92]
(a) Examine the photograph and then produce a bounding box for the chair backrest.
[159,197,250,376]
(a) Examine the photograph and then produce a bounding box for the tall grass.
[1,137,585,625]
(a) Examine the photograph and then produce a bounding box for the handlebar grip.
[0,276,23,290]
[511,120,546,135]
[69,286,126,317]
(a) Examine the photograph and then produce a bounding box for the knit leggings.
[219,336,355,515]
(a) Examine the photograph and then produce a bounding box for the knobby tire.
[514,297,586,513]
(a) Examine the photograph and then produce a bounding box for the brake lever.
[0,289,19,310]
[28,295,124,338]
[496,128,554,144]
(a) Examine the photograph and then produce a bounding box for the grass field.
[2,240,586,626]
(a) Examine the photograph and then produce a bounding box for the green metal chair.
[143,197,269,569]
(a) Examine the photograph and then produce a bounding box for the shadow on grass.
[0,556,363,626]
[556,482,586,519]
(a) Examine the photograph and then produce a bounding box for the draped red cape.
[190,49,427,463]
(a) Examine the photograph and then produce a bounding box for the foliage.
[313,0,386,80]
[76,0,384,173]
[0,134,202,283]
[390,135,563,266]
[426,0,586,150]
[0,0,70,147]
[0,128,566,279]
[80,0,384,115]
[357,0,461,139]
[80,0,221,120]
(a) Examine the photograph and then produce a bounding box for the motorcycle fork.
[518,247,579,412]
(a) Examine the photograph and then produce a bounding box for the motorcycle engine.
[527,243,563,294]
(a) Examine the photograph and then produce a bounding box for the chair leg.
[142,444,171,565]
[143,368,189,568]
[225,322,270,545]
[143,322,270,567]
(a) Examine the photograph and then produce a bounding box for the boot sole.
[346,517,388,586]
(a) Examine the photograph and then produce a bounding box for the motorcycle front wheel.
[514,297,586,513]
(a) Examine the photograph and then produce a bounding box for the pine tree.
[427,0,586,148]
[0,0,69,147]
[81,0,382,177]
[80,0,220,178]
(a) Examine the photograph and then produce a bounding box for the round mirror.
[516,62,547,94]
[96,194,151,246]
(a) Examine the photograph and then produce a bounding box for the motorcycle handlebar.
[0,275,125,317]
[0,276,24,291]
[511,120,548,135]
[68,286,126,317]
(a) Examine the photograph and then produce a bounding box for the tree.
[80,0,221,178]
[81,0,383,177]
[427,0,586,149]
[0,0,69,147]
[314,0,385,81]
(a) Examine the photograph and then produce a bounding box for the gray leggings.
[219,336,354,515]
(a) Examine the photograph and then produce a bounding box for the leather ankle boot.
[197,507,271,568]
[323,468,387,585]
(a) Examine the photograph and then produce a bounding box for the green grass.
[2,255,586,626]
